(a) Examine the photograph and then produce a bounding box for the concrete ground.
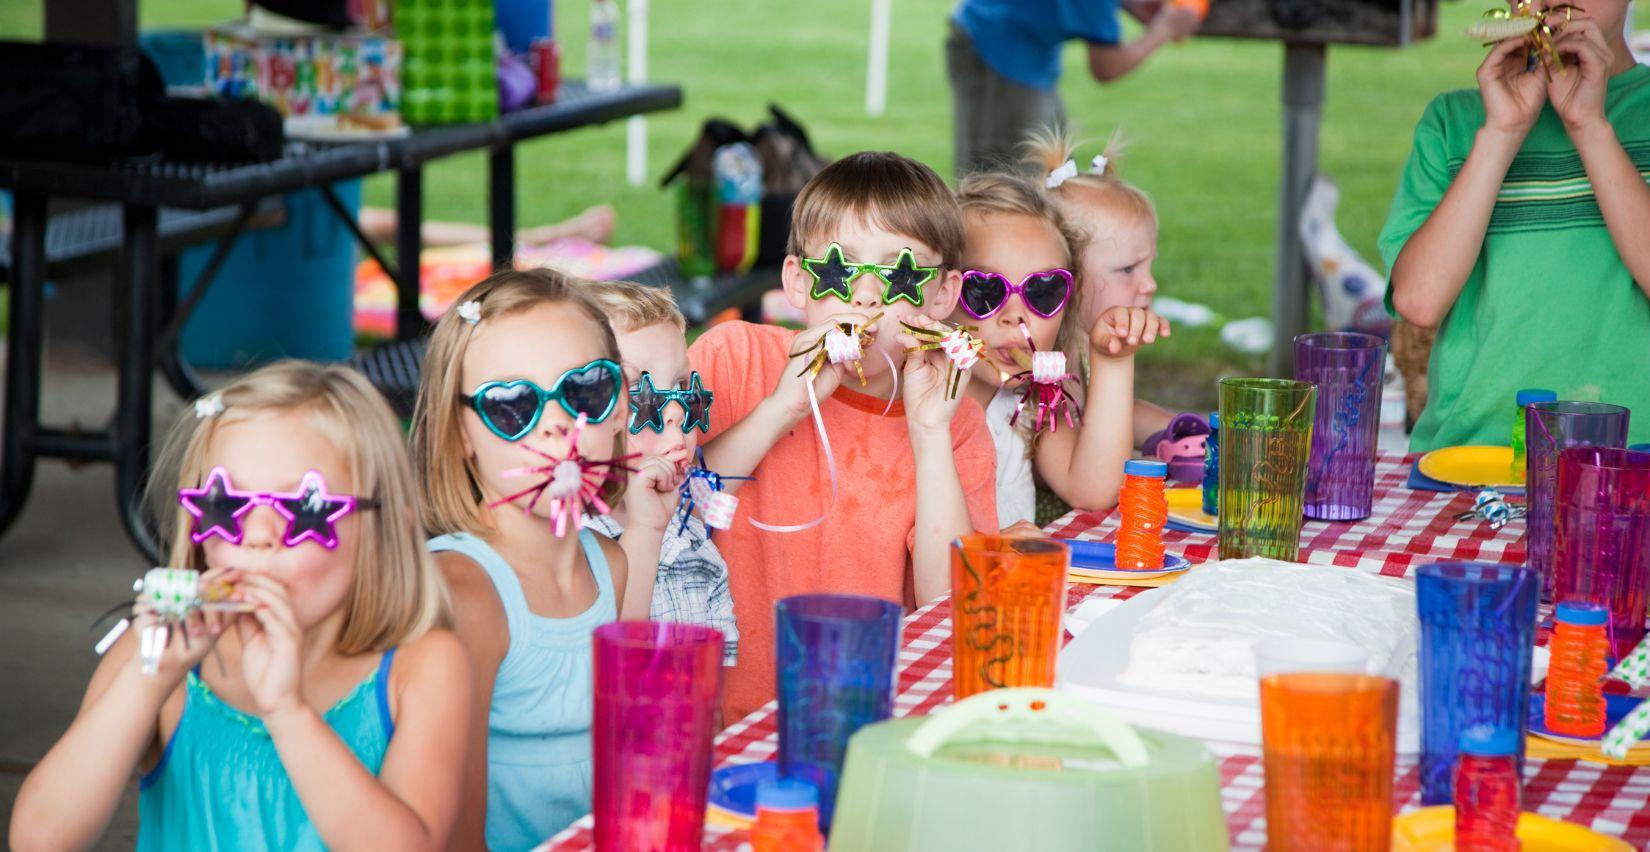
[0,348,184,848]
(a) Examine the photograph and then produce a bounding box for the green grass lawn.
[3,0,1644,406]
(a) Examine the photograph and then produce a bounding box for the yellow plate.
[1165,487,1218,532]
[1417,445,1524,490]
[1067,572,1182,588]
[1392,806,1633,851]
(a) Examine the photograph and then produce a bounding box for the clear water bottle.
[586,0,622,92]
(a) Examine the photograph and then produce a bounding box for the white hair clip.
[1089,155,1109,175]
[194,393,224,420]
[1045,159,1079,189]
[457,300,482,325]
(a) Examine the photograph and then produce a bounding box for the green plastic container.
[829,689,1229,851]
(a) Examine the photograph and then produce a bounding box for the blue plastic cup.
[775,594,900,833]
[1416,562,1539,805]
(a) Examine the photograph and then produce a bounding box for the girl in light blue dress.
[413,269,633,851]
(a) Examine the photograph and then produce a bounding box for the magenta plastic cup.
[1553,447,1650,661]
[1293,332,1387,521]
[1526,402,1630,600]
[592,621,724,852]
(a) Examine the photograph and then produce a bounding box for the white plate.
[1055,587,1425,753]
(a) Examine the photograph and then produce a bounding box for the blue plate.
[1066,539,1191,574]
[1527,691,1650,746]
[707,761,778,820]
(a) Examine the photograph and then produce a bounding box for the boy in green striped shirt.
[1379,0,1650,451]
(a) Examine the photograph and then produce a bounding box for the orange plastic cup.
[949,534,1070,701]
[1260,673,1399,851]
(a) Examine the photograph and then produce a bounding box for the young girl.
[411,268,631,851]
[11,362,468,851]
[948,171,1169,528]
[1034,130,1179,446]
[583,280,738,666]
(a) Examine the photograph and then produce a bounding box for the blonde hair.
[412,268,626,537]
[955,172,1093,451]
[583,280,686,333]
[149,361,449,654]
[787,151,967,270]
[956,172,1091,380]
[1023,126,1157,230]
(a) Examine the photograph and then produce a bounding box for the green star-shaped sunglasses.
[801,243,939,306]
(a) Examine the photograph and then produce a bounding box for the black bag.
[0,40,287,164]
[0,41,162,161]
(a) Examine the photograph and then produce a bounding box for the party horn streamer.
[90,567,256,675]
[1465,0,1575,77]
[676,449,752,535]
[902,320,982,400]
[493,414,639,538]
[1004,323,1081,435]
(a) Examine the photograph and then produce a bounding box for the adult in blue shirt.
[947,0,1201,176]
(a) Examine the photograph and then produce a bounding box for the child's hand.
[1090,306,1171,361]
[1546,18,1611,132]
[898,316,971,436]
[625,456,684,534]
[772,313,871,422]
[1477,36,1548,137]
[127,567,237,687]
[234,573,306,721]
[1001,520,1047,538]
[1151,2,1202,42]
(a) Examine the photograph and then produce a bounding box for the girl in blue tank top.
[11,362,469,851]
[412,270,633,851]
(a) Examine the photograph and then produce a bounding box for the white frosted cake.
[1114,557,1419,701]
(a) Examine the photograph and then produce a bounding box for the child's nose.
[1139,273,1158,298]
[849,273,882,311]
[238,504,284,550]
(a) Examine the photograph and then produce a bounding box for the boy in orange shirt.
[691,151,999,719]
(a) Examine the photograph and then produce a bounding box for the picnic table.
[0,81,681,561]
[544,451,1650,850]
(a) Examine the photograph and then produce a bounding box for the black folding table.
[0,81,682,560]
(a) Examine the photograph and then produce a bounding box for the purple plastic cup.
[776,594,900,833]
[592,621,724,852]
[1553,447,1650,661]
[1526,402,1630,600]
[1293,332,1387,521]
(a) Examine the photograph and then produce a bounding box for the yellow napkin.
[1526,734,1650,766]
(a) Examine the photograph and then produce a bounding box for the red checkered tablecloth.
[546,453,1650,850]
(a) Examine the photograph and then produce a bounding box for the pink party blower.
[593,622,724,851]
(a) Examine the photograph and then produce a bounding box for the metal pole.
[489,146,516,270]
[1271,41,1326,378]
[626,0,650,186]
[0,193,47,541]
[395,166,425,340]
[866,0,892,116]
[115,204,163,562]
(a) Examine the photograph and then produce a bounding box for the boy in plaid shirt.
[584,282,737,665]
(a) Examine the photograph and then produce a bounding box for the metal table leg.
[1270,41,1327,378]
[0,192,47,539]
[115,204,163,562]
[395,166,425,341]
[490,145,516,270]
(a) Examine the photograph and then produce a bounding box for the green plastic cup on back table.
[1217,378,1317,561]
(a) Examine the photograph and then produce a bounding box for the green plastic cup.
[1218,378,1317,561]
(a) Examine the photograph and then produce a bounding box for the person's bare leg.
[357,207,488,246]
[357,203,616,248]
[517,204,616,246]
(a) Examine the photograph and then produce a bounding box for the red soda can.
[531,38,561,104]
